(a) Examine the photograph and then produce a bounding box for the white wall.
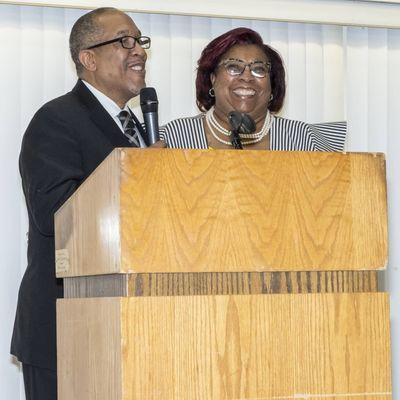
[3,0,400,28]
[0,4,399,399]
[0,6,28,399]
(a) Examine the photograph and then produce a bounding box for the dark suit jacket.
[11,79,147,370]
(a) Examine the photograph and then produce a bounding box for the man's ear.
[78,50,97,72]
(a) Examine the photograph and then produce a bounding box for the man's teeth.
[233,88,256,96]
[130,65,144,71]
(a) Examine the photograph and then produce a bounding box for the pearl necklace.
[205,106,274,146]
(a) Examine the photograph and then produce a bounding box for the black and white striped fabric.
[159,114,346,151]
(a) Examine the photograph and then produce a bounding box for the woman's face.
[211,44,271,123]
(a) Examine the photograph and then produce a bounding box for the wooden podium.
[55,149,391,399]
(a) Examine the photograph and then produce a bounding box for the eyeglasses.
[218,58,271,78]
[86,35,151,50]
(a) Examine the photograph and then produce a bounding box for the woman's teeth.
[233,88,256,96]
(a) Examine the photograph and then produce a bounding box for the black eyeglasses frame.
[85,35,151,50]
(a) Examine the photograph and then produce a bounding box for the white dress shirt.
[82,80,146,147]
[82,80,129,132]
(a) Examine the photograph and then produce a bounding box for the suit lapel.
[71,80,134,147]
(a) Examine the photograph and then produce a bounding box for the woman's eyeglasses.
[218,58,271,78]
[86,35,151,50]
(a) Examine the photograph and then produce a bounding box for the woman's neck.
[212,107,230,131]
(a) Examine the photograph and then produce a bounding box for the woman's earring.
[209,88,215,98]
[269,93,274,102]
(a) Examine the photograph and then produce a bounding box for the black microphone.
[228,111,256,149]
[228,111,243,149]
[140,87,159,146]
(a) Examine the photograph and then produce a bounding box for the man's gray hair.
[69,7,118,76]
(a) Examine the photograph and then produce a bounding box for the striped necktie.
[117,110,146,148]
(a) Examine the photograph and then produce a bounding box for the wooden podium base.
[57,292,391,400]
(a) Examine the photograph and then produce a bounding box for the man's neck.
[81,78,127,109]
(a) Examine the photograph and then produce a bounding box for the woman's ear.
[210,72,216,86]
[78,50,97,72]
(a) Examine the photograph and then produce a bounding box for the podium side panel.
[55,149,121,277]
[57,298,122,400]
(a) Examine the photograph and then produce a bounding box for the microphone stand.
[231,128,243,149]
[228,111,244,150]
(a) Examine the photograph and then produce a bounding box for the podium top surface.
[55,148,387,277]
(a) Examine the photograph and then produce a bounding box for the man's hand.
[149,140,167,148]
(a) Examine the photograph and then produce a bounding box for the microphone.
[140,87,159,146]
[228,111,243,149]
[228,111,256,149]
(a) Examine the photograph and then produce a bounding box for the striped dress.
[160,114,346,151]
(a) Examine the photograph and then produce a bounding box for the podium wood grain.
[55,149,387,277]
[64,270,378,298]
[57,293,391,400]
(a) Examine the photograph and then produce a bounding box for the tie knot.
[118,110,131,124]
[117,110,145,148]
[118,110,137,134]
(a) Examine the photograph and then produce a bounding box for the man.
[11,7,152,399]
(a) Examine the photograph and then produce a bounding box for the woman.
[160,27,346,151]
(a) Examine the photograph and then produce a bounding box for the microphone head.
[140,87,158,113]
[228,111,243,132]
[228,111,256,134]
[241,113,256,134]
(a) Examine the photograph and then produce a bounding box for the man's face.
[84,11,147,107]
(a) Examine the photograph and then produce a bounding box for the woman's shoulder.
[159,114,207,149]
[272,116,346,152]
[160,114,204,132]
[272,116,309,132]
